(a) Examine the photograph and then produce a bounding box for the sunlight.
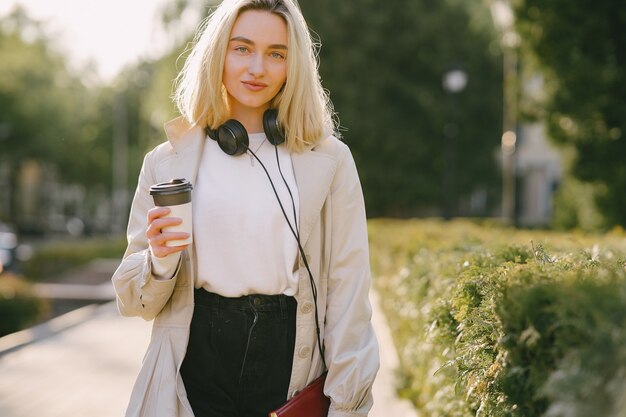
[0,0,192,82]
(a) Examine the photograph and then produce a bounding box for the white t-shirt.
[151,132,300,297]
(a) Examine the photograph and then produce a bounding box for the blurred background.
[0,0,624,334]
[1,1,625,416]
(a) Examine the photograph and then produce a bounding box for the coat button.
[298,346,312,359]
[300,301,313,314]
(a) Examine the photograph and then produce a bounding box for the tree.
[0,8,78,223]
[514,0,626,227]
[299,0,503,217]
[0,7,121,230]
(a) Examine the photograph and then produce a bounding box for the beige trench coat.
[112,117,379,417]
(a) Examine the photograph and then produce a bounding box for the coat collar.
[163,117,205,188]
[164,117,202,153]
[162,117,339,246]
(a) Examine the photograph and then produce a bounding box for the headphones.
[205,108,285,156]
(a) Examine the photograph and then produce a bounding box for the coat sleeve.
[111,149,180,321]
[324,144,380,417]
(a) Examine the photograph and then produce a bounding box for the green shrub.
[369,219,626,417]
[0,274,49,337]
[499,264,626,417]
[551,176,606,232]
[22,237,126,281]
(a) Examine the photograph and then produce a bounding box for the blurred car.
[0,223,18,273]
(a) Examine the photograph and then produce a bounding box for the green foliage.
[499,264,626,417]
[370,219,626,416]
[0,7,186,230]
[299,1,503,217]
[0,274,48,337]
[550,176,606,231]
[22,237,126,281]
[514,0,626,226]
[0,9,120,227]
[0,9,99,178]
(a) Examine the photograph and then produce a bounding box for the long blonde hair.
[173,0,335,152]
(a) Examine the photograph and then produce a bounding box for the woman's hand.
[146,207,190,258]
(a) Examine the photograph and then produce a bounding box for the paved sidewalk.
[0,302,149,417]
[370,291,419,417]
[0,291,417,417]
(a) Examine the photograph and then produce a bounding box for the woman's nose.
[248,53,264,76]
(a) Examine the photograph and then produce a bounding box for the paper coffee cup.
[149,179,193,247]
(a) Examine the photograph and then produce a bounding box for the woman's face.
[223,10,288,117]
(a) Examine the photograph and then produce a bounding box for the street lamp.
[442,68,468,219]
[443,69,468,94]
[490,0,519,225]
[112,90,129,234]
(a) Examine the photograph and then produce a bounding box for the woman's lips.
[242,80,267,91]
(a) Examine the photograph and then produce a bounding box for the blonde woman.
[112,1,379,416]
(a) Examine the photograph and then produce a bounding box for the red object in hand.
[269,372,329,417]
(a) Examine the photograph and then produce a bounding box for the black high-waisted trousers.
[180,288,297,417]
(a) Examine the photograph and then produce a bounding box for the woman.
[112,0,379,416]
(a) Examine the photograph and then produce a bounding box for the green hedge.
[0,237,125,337]
[22,237,126,281]
[0,274,49,337]
[369,219,626,417]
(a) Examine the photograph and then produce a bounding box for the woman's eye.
[270,51,286,60]
[235,46,249,53]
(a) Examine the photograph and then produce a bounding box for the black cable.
[247,144,327,369]
[274,145,300,237]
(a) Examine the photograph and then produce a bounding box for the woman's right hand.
[146,207,190,258]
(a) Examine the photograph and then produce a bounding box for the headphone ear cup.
[263,109,285,146]
[217,120,249,155]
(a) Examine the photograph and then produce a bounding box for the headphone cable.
[247,145,327,369]
[274,145,300,237]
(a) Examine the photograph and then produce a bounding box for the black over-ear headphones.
[206,108,285,156]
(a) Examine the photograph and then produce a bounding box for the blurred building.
[0,160,116,236]
[515,122,562,227]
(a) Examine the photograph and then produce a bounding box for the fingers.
[147,209,178,238]
[146,207,190,257]
[147,206,171,231]
[151,238,190,258]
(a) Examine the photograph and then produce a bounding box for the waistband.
[194,288,296,313]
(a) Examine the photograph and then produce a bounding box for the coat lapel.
[292,148,339,247]
[162,117,206,187]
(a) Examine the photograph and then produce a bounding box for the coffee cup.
[149,179,193,247]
